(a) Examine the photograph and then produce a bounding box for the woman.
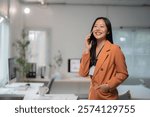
[79,17,128,100]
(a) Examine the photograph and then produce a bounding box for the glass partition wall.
[26,29,51,78]
[113,28,150,79]
[0,16,9,86]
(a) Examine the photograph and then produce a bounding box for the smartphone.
[88,32,94,45]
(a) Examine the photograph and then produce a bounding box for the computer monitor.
[68,58,80,73]
[8,58,16,81]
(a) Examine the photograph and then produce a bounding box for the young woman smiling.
[79,17,128,100]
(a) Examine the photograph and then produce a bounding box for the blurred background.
[0,0,150,100]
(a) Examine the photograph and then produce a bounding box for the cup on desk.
[40,66,46,78]
[38,86,49,96]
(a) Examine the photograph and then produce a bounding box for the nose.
[94,27,100,31]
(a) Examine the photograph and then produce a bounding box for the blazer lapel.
[93,40,112,77]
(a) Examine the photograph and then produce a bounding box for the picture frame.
[68,58,80,73]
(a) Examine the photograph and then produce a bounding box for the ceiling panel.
[20,0,150,6]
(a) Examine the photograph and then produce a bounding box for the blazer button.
[101,68,103,71]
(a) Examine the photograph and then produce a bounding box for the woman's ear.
[107,32,110,35]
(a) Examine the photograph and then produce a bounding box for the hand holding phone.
[84,32,92,51]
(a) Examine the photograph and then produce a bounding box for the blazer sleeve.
[79,52,90,77]
[107,45,129,89]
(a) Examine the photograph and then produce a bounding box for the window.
[113,28,150,78]
[0,16,9,86]
[26,29,51,76]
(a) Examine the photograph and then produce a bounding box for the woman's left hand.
[99,84,110,93]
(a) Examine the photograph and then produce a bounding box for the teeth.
[96,32,101,35]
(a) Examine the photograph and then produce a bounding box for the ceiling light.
[38,0,45,5]
[24,7,30,14]
[41,0,45,5]
[120,37,126,42]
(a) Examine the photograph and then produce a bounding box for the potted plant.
[13,30,31,81]
[49,50,63,79]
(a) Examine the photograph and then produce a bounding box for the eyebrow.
[94,24,104,26]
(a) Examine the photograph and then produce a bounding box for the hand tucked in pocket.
[98,84,110,93]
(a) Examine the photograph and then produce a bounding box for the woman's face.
[92,19,108,40]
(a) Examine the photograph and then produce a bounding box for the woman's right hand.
[84,32,92,51]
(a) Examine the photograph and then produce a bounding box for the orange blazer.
[79,40,128,100]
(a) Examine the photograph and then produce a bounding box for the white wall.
[10,4,150,75]
[0,0,9,17]
[9,0,24,57]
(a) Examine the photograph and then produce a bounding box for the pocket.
[95,88,112,99]
[95,87,118,100]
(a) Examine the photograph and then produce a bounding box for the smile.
[95,32,102,36]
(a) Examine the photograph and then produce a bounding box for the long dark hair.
[89,17,113,67]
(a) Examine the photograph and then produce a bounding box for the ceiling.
[20,0,150,6]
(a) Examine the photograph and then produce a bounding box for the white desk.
[1,78,149,100]
[49,77,150,100]
[22,77,49,83]
[0,82,78,100]
[49,77,90,95]
[0,83,44,100]
[24,93,78,100]
[0,83,44,96]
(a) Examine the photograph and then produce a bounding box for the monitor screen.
[68,58,80,73]
[8,58,16,80]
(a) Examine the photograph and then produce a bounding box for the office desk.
[1,78,149,100]
[23,77,50,83]
[24,93,78,100]
[0,82,78,100]
[49,77,150,100]
[0,83,43,94]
